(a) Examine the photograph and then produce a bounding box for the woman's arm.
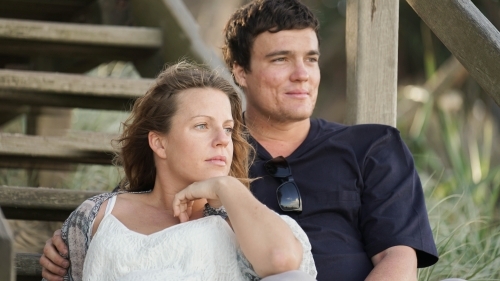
[40,229,69,281]
[172,176,303,277]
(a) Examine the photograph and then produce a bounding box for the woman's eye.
[195,124,207,129]
[224,127,234,134]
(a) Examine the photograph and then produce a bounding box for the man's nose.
[290,61,309,82]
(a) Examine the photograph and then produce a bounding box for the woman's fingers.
[172,193,193,222]
[186,200,194,217]
[172,179,225,221]
[174,201,192,223]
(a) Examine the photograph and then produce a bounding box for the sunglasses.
[264,156,302,212]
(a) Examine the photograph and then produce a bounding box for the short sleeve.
[236,214,317,280]
[279,215,317,278]
[360,128,438,267]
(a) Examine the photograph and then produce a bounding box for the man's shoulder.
[311,118,400,139]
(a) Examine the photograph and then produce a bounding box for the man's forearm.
[366,245,418,281]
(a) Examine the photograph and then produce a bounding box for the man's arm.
[40,230,69,280]
[366,245,418,281]
[41,193,116,280]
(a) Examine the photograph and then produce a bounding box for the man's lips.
[206,156,227,166]
[285,90,309,98]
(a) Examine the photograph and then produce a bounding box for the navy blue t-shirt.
[249,119,438,281]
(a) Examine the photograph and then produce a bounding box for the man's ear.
[148,131,167,159]
[232,63,247,88]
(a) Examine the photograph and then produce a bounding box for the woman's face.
[160,87,234,186]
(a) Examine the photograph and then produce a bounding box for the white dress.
[82,195,317,281]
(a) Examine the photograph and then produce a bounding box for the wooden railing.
[406,0,500,107]
[345,0,399,126]
[345,0,500,127]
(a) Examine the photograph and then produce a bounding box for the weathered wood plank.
[0,69,153,98]
[0,186,103,210]
[0,18,162,48]
[0,186,104,221]
[345,0,399,126]
[0,18,162,60]
[0,0,93,21]
[0,158,78,170]
[2,206,76,221]
[0,209,15,281]
[0,89,137,111]
[16,253,42,279]
[0,132,117,165]
[0,38,159,61]
[406,0,500,107]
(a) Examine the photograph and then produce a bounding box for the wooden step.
[0,208,14,281]
[0,18,162,60]
[0,0,94,22]
[0,186,104,221]
[0,132,117,168]
[0,69,154,110]
[16,253,42,281]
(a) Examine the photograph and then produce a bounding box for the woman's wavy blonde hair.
[114,61,252,191]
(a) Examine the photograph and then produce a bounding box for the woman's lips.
[206,156,227,166]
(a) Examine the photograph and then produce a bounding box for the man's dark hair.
[222,0,320,73]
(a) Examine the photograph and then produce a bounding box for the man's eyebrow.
[264,50,320,58]
[307,50,320,56]
[265,50,290,58]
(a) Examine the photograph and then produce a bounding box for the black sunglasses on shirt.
[264,156,302,212]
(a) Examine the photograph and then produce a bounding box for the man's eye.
[273,57,286,62]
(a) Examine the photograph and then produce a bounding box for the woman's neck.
[147,180,207,220]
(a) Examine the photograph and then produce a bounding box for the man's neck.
[245,111,311,158]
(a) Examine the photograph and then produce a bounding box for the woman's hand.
[172,176,231,222]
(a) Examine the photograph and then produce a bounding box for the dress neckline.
[99,213,221,237]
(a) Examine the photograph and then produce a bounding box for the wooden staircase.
[0,1,223,280]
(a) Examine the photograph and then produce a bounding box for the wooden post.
[0,208,15,281]
[345,0,399,126]
[406,0,500,107]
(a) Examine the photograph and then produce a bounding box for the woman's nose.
[213,128,231,147]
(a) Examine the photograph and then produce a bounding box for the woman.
[56,62,316,281]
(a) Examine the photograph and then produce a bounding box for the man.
[40,0,438,280]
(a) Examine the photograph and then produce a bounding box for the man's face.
[233,28,320,123]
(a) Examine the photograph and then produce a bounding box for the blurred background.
[1,0,499,279]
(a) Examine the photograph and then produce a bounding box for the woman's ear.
[232,63,247,88]
[148,131,167,159]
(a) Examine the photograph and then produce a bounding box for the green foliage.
[398,79,500,280]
